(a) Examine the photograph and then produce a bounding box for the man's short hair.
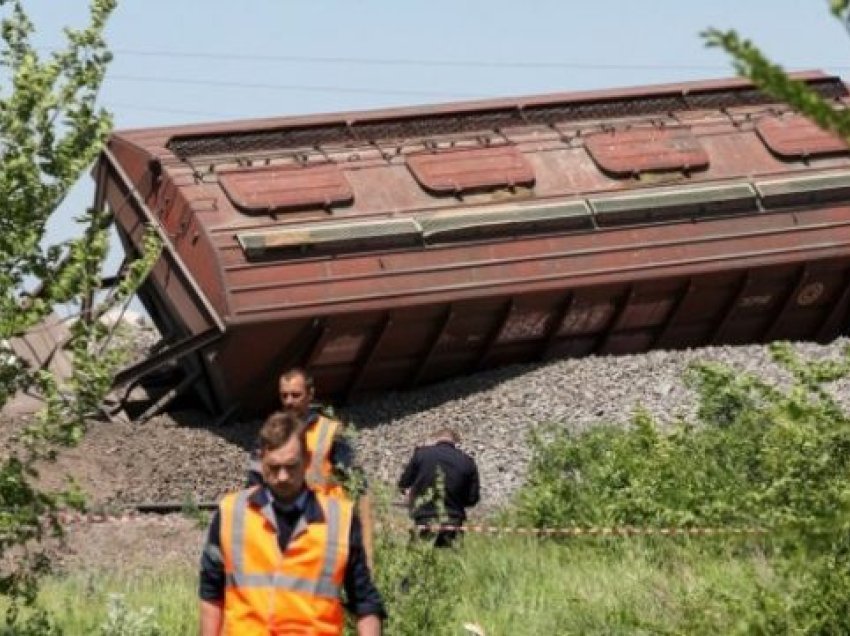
[259,411,307,453]
[433,428,460,444]
[279,367,315,392]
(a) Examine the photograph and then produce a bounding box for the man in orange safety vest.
[200,410,384,635]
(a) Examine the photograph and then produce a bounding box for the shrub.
[348,483,461,636]
[515,342,850,534]
[513,341,850,633]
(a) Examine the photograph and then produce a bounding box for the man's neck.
[267,486,308,508]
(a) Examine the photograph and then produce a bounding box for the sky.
[20,0,850,276]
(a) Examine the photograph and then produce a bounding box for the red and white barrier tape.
[382,522,768,537]
[50,510,769,538]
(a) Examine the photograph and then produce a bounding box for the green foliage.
[366,529,462,636]
[0,0,116,342]
[334,425,370,500]
[701,13,850,626]
[97,595,163,636]
[831,0,850,27]
[0,607,61,636]
[514,343,850,533]
[0,1,161,631]
[703,6,850,142]
[34,568,197,635]
[343,484,463,636]
[514,342,850,633]
[27,536,781,635]
[0,0,161,437]
[179,493,210,529]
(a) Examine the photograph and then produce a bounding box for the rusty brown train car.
[97,71,850,418]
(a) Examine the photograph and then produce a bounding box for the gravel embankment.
[6,334,846,575]
[346,339,850,510]
[31,336,848,577]
[12,335,850,513]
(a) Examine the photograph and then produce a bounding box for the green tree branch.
[0,1,161,629]
[703,5,850,141]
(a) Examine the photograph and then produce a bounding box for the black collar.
[247,486,325,524]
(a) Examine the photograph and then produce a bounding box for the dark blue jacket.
[398,441,480,523]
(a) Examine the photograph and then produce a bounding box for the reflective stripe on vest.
[306,416,336,487]
[227,489,343,599]
[219,488,353,635]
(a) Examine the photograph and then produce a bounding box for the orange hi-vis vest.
[219,487,354,636]
[305,415,346,498]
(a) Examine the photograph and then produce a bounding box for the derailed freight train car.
[98,71,850,417]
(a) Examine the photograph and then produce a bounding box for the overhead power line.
[106,48,731,70]
[36,45,850,72]
[107,48,850,71]
[105,73,481,99]
[104,101,235,118]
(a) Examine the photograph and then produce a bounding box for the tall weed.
[348,483,462,635]
[97,595,162,636]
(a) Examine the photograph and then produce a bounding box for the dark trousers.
[411,518,463,548]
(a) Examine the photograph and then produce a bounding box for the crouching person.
[398,428,480,548]
[199,411,385,635]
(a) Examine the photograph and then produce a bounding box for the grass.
[452,536,776,635]
[24,346,850,636]
[37,566,197,635]
[30,532,777,635]
[23,343,850,634]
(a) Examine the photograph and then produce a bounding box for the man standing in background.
[247,367,375,568]
[398,428,481,547]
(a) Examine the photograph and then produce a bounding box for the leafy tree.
[703,1,850,140]
[0,0,159,629]
[701,10,850,629]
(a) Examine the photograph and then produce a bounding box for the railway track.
[54,504,768,540]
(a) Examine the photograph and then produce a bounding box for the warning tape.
[382,521,768,537]
[49,510,768,538]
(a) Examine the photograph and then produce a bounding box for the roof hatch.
[219,163,353,213]
[584,126,709,177]
[406,145,535,195]
[755,114,849,159]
